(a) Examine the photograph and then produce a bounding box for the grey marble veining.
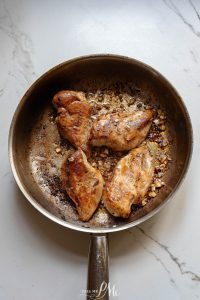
[163,0,200,39]
[0,0,200,299]
[136,227,200,281]
[0,0,36,86]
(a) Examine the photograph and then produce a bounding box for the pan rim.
[8,53,193,234]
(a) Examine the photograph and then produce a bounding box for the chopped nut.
[55,147,61,154]
[145,105,152,109]
[149,191,157,198]
[160,140,168,147]
[156,172,163,178]
[142,199,147,206]
[151,184,156,192]
[59,107,66,113]
[98,160,103,166]
[104,148,109,155]
[153,119,160,125]
[160,125,166,131]
[68,156,74,162]
[160,163,166,168]
[154,180,163,188]
[98,90,104,97]
[104,162,111,169]
[155,165,161,171]
[159,154,167,163]
[100,153,107,158]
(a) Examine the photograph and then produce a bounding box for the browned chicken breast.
[90,110,153,151]
[53,90,91,154]
[103,143,156,218]
[61,149,104,221]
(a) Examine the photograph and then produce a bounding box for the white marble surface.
[0,0,200,299]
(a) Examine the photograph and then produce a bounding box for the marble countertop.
[1,0,200,299]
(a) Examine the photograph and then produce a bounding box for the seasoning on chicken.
[53,90,91,154]
[61,149,104,221]
[90,110,153,151]
[103,143,156,218]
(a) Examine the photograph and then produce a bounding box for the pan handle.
[87,233,109,300]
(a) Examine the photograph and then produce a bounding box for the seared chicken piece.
[90,110,153,151]
[53,90,91,154]
[61,149,104,221]
[103,143,156,218]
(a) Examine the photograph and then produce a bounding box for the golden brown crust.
[103,143,156,218]
[53,90,91,154]
[90,110,153,151]
[61,149,104,221]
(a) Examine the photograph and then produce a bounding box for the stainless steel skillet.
[9,54,193,299]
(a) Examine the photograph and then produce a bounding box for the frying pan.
[9,54,192,299]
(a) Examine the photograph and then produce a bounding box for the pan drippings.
[28,82,173,228]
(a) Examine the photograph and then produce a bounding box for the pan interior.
[10,56,192,232]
